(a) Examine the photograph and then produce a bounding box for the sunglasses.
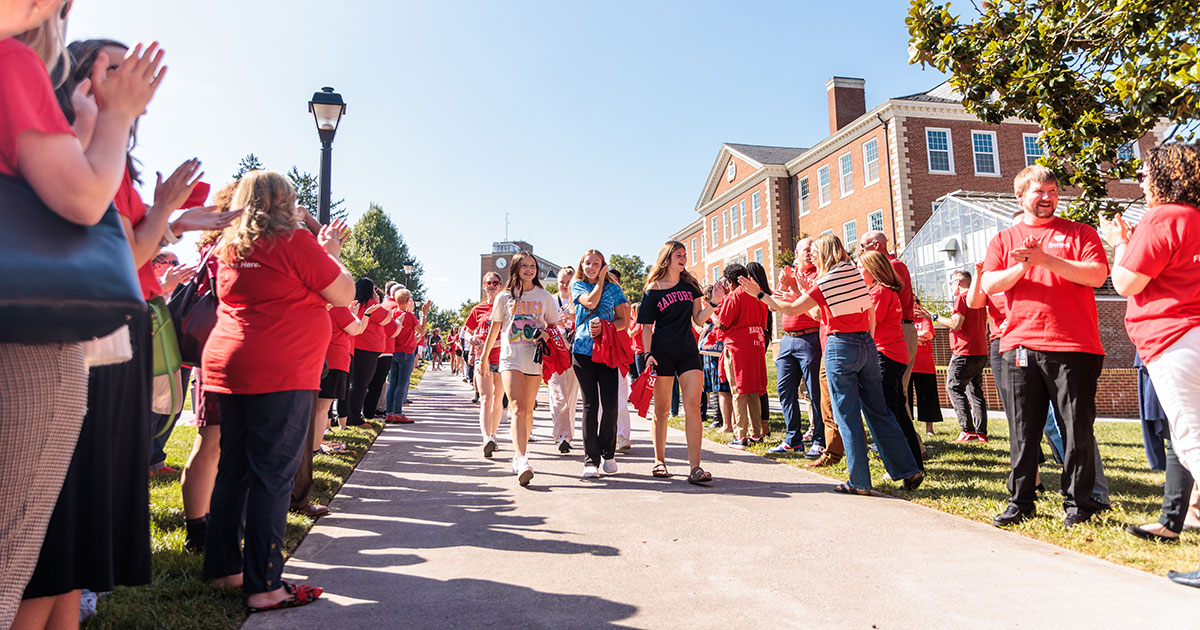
[515,325,540,340]
[155,259,180,266]
[485,281,501,286]
[1135,170,1147,183]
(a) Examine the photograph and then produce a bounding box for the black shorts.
[319,368,349,400]
[652,352,703,378]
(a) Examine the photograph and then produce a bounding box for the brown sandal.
[806,454,842,468]
[651,462,670,478]
[687,466,712,485]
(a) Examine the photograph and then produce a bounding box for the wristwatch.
[756,291,766,300]
[708,300,718,308]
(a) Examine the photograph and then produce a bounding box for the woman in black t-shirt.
[637,240,725,484]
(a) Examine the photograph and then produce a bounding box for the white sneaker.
[582,464,600,478]
[601,458,617,474]
[615,437,631,451]
[514,456,534,486]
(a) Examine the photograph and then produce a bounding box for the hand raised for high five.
[90,42,166,120]
[736,276,761,295]
[318,218,350,258]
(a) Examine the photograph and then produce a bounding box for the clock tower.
[478,240,562,299]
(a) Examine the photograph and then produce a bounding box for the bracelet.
[1115,240,1129,248]
[708,300,718,308]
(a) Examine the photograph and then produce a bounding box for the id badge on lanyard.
[1016,346,1029,368]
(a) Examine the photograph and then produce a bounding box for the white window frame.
[1022,133,1042,167]
[817,166,831,207]
[799,177,811,215]
[868,209,884,233]
[723,210,730,238]
[751,192,761,226]
[843,219,858,247]
[862,138,880,186]
[926,127,955,174]
[839,152,854,197]
[729,204,739,237]
[754,248,763,264]
[971,130,1000,176]
[711,266,720,284]
[821,228,834,236]
[739,200,747,233]
[711,216,719,246]
[690,238,697,264]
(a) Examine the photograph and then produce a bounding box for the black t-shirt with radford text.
[638,280,703,357]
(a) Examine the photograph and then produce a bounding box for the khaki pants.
[819,362,843,457]
[724,348,762,440]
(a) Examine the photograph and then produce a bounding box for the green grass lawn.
[85,364,426,630]
[670,411,1195,577]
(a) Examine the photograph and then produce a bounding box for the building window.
[751,192,761,226]
[971,130,999,175]
[839,152,854,196]
[754,248,763,264]
[723,210,730,238]
[1023,133,1042,166]
[711,216,719,246]
[821,228,834,236]
[1117,141,1141,181]
[926,128,954,173]
[729,204,739,237]
[843,219,858,247]
[799,177,811,215]
[868,209,884,232]
[690,238,697,264]
[712,266,720,284]
[739,200,746,233]
[862,138,880,186]
[817,166,831,207]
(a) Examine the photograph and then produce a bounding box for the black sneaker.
[472,394,480,404]
[558,440,572,454]
[993,506,1033,528]
[483,438,497,459]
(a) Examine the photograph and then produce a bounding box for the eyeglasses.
[1136,170,1147,183]
[155,259,180,267]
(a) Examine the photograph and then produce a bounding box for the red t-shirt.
[629,321,645,354]
[380,298,400,353]
[465,301,501,364]
[352,300,395,353]
[949,292,988,356]
[0,39,74,177]
[868,285,908,364]
[112,170,163,300]
[809,263,872,335]
[985,293,1007,342]
[394,310,421,354]
[202,229,342,394]
[716,287,769,394]
[913,317,936,374]
[777,268,820,331]
[888,254,916,321]
[1120,203,1200,362]
[326,306,357,373]
[982,217,1107,354]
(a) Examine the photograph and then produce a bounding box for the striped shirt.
[811,262,872,334]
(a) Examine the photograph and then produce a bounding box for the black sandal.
[651,462,670,478]
[902,471,925,492]
[833,482,871,496]
[687,466,712,485]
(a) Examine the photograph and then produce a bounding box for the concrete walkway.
[245,369,1197,630]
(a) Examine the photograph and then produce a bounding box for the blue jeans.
[1045,406,1110,505]
[777,333,822,448]
[825,332,919,490]
[386,351,416,415]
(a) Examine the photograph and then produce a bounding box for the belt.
[783,328,819,337]
[902,319,915,324]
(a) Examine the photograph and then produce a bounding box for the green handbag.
[148,296,184,418]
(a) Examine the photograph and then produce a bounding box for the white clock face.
[495,257,508,269]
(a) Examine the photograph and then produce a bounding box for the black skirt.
[24,309,153,598]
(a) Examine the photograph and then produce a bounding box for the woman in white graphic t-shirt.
[480,250,558,487]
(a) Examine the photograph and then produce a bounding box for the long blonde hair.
[812,234,849,276]
[646,240,700,292]
[859,250,901,292]
[16,0,71,87]
[219,171,298,262]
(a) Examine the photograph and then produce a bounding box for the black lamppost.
[307,87,346,225]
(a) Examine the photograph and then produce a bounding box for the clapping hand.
[90,42,166,120]
[1099,213,1133,247]
[160,263,197,294]
[318,219,350,257]
[175,204,241,233]
[736,275,761,295]
[712,280,727,303]
[778,266,798,292]
[69,77,98,142]
[153,159,202,213]
[1010,236,1046,269]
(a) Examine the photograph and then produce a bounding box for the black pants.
[1160,443,1196,533]
[989,339,1009,420]
[205,390,312,594]
[1002,349,1103,516]
[465,353,475,384]
[346,349,381,425]
[880,354,923,471]
[572,352,618,466]
[947,354,988,434]
[363,354,392,419]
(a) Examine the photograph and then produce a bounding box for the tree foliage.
[425,306,459,332]
[607,253,649,303]
[286,167,346,222]
[232,153,265,180]
[341,203,425,302]
[907,0,1200,223]
[455,299,479,322]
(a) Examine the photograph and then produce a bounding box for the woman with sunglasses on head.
[466,272,505,458]
[638,240,722,484]
[571,250,629,478]
[480,251,558,486]
[739,235,923,496]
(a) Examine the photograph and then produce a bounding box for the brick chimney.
[826,77,866,134]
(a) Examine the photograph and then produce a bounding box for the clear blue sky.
[69,0,946,308]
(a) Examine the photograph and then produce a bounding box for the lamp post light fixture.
[403,263,414,287]
[308,86,346,225]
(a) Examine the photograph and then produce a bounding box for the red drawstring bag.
[629,367,656,418]
[540,326,572,383]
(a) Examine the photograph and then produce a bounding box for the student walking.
[548,267,580,453]
[465,273,505,457]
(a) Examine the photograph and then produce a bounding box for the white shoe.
[615,437,631,451]
[601,458,617,474]
[583,464,600,478]
[514,456,534,486]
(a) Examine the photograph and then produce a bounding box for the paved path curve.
[246,369,1197,629]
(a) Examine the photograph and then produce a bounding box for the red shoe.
[384,414,402,424]
[970,433,989,443]
[953,432,972,443]
[151,465,180,475]
[397,415,414,424]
